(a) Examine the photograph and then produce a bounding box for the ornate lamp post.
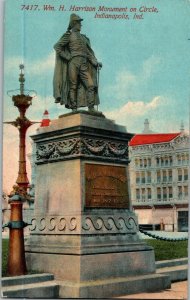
[6,65,37,194]
[3,65,39,275]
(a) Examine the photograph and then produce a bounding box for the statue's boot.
[55,97,61,103]
[87,86,95,111]
[69,88,77,111]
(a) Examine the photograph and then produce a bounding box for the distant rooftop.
[129,133,181,146]
[40,109,51,127]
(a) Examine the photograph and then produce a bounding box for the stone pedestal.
[26,112,169,298]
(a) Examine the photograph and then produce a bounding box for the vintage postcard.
[1,0,189,298]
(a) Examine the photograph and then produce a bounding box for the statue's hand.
[97,62,103,69]
[91,58,98,67]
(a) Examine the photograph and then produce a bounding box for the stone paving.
[117,280,188,299]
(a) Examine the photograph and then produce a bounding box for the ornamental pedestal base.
[26,112,169,298]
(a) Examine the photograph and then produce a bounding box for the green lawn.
[2,239,188,276]
[145,239,188,261]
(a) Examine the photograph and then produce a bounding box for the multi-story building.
[129,121,189,232]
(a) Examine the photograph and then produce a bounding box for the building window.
[178,169,182,181]
[163,187,167,200]
[156,157,160,166]
[141,188,145,201]
[169,156,173,165]
[161,158,164,166]
[136,172,140,184]
[165,157,169,166]
[168,186,173,199]
[184,186,188,197]
[182,155,186,165]
[141,172,145,184]
[163,170,167,182]
[140,159,143,168]
[147,171,151,183]
[177,155,181,165]
[168,170,172,182]
[178,186,182,199]
[144,159,147,168]
[135,158,139,167]
[157,188,161,201]
[184,169,188,181]
[136,189,140,201]
[157,171,161,183]
[147,188,151,200]
[148,158,151,167]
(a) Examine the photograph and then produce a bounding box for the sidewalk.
[117,281,188,299]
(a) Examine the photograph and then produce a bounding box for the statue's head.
[68,14,83,31]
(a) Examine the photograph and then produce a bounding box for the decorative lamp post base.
[6,195,27,276]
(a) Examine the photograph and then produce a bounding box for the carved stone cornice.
[82,214,138,234]
[35,137,129,164]
[29,213,138,235]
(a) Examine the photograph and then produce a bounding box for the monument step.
[2,280,59,298]
[157,264,188,282]
[2,265,186,299]
[58,273,171,298]
[1,273,54,287]
[156,257,188,268]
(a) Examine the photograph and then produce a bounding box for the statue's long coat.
[53,32,100,108]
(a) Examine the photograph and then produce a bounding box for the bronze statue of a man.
[53,14,102,112]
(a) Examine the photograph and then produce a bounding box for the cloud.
[28,52,55,75]
[5,52,55,77]
[4,57,22,74]
[105,96,164,119]
[26,93,68,120]
[105,95,181,133]
[142,55,161,79]
[104,55,161,100]
[105,70,137,100]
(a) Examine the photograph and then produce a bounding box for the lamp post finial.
[19,64,25,95]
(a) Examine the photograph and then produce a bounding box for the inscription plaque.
[85,164,129,208]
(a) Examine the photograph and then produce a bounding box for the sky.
[2,0,190,192]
